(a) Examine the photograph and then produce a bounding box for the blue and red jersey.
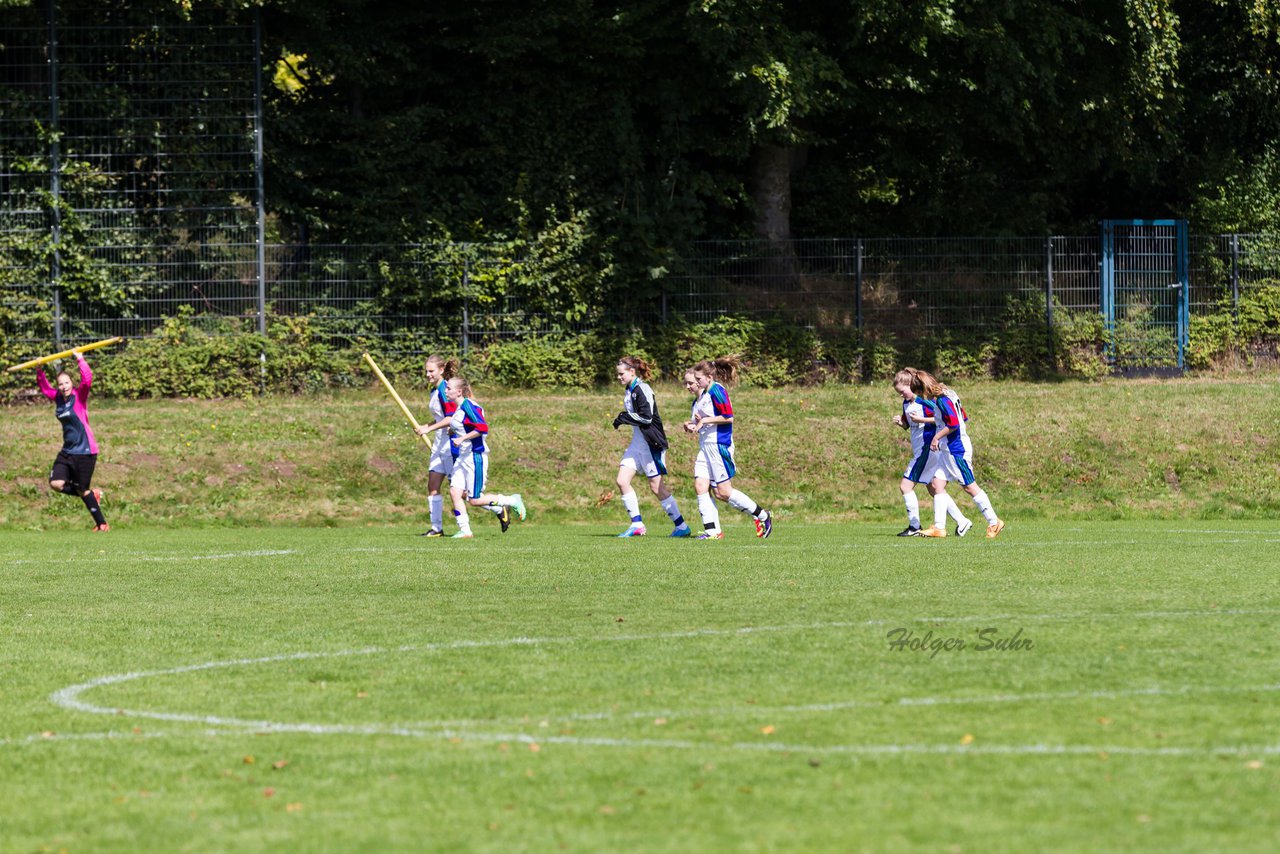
[933,391,969,455]
[449,397,489,455]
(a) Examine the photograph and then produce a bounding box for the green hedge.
[3,287,1277,399]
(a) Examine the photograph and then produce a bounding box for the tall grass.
[1,377,1276,530]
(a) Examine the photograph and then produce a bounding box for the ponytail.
[692,355,741,385]
[618,355,652,381]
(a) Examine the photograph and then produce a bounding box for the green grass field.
[2,521,1277,851]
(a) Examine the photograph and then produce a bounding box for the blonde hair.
[426,354,459,379]
[447,375,473,399]
[908,368,947,398]
[618,355,652,381]
[692,356,741,385]
[892,368,916,388]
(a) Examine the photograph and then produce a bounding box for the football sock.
[81,492,107,527]
[933,492,952,529]
[429,495,444,531]
[727,489,766,519]
[660,495,684,528]
[971,489,999,524]
[454,507,472,535]
[696,492,720,533]
[902,492,920,528]
[947,498,968,525]
[621,490,642,523]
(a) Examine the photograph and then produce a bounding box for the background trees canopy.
[7,0,1280,272]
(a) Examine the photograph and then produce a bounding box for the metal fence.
[4,235,1280,352]
[4,6,1280,365]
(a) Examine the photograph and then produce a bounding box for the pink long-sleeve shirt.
[37,356,98,455]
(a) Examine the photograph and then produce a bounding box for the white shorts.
[429,435,454,476]
[902,449,937,484]
[619,433,668,478]
[450,449,487,499]
[926,437,976,486]
[694,441,737,485]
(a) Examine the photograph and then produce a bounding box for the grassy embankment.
[1,376,1276,530]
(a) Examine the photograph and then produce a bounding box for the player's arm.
[35,368,57,399]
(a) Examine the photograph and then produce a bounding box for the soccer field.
[2,521,1277,851]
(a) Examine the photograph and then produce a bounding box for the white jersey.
[692,381,734,449]
[427,379,453,454]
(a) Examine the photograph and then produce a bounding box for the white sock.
[660,495,685,527]
[621,490,642,523]
[902,492,920,528]
[727,489,764,519]
[484,502,504,517]
[454,507,471,535]
[971,489,998,524]
[944,495,968,525]
[933,492,952,529]
[697,492,720,533]
[429,495,443,531]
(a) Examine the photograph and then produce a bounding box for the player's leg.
[616,453,646,537]
[898,477,922,536]
[646,450,690,537]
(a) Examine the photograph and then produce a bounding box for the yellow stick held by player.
[362,352,433,448]
[5,337,124,372]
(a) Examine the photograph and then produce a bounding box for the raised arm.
[35,368,57,400]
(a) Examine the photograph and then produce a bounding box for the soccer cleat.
[754,513,773,539]
[617,523,647,538]
[955,519,974,538]
[918,526,946,538]
[897,526,922,537]
[92,523,110,533]
[696,531,724,540]
[498,505,511,533]
[450,531,474,539]
[420,529,444,538]
[986,519,1006,539]
[510,494,527,521]
[670,525,693,538]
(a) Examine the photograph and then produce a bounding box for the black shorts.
[51,451,97,491]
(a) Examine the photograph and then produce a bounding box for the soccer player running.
[35,349,109,531]
[412,354,460,537]
[442,376,526,538]
[681,357,772,540]
[891,368,972,537]
[610,356,692,538]
[911,369,1005,539]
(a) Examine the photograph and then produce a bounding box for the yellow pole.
[5,337,124,372]
[362,353,433,447]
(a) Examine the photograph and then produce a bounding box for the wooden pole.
[362,353,433,447]
[5,337,123,372]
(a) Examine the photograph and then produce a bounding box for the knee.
[49,480,64,492]
[713,485,732,501]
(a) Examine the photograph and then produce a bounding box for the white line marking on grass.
[43,611,1280,759]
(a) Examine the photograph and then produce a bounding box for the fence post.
[461,256,471,359]
[855,238,863,331]
[1230,233,1240,319]
[1045,235,1055,365]
[48,0,63,350]
[253,8,267,385]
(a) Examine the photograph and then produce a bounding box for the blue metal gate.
[1100,219,1189,370]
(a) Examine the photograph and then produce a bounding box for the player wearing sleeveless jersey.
[413,355,460,536]
[681,357,772,540]
[611,356,692,538]
[911,370,1004,539]
[891,369,971,537]
[36,350,109,531]
[443,376,526,538]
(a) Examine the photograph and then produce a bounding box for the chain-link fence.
[5,6,1280,367]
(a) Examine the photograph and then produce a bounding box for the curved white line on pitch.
[47,611,1280,758]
